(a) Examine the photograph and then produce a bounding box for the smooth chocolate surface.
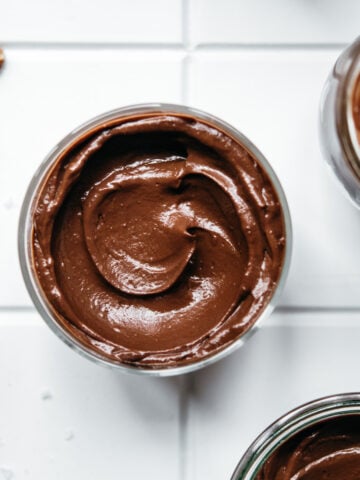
[32,113,285,368]
[353,74,360,144]
[256,415,360,480]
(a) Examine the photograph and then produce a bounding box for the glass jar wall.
[320,37,360,206]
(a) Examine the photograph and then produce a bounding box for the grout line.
[0,305,36,312]
[275,306,360,314]
[0,41,185,51]
[181,0,191,50]
[194,42,347,52]
[0,41,346,53]
[179,375,187,480]
[180,0,191,107]
[179,374,192,480]
[0,306,41,325]
[266,312,360,328]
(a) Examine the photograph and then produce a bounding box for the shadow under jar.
[232,393,360,480]
[320,36,360,206]
[18,104,291,376]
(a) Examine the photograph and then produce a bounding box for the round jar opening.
[19,103,291,375]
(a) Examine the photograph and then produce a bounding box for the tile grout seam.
[179,3,191,477]
[0,306,36,312]
[194,42,347,51]
[0,42,347,54]
[0,41,184,50]
[0,42,347,51]
[275,306,360,314]
[179,374,193,480]
[181,0,191,51]
[180,0,191,106]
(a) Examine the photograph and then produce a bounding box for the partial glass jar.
[320,37,360,206]
[18,103,291,376]
[231,393,360,480]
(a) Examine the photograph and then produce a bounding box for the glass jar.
[18,103,291,376]
[231,393,360,479]
[320,37,360,206]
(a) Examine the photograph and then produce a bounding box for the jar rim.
[18,102,292,376]
[231,392,360,480]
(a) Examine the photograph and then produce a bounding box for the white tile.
[189,0,360,45]
[187,49,360,307]
[0,48,183,306]
[186,310,360,480]
[0,0,182,43]
[0,311,181,480]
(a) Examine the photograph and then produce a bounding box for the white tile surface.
[0,312,181,480]
[0,0,182,43]
[189,0,360,46]
[2,1,360,478]
[0,48,183,306]
[186,310,360,480]
[187,49,360,307]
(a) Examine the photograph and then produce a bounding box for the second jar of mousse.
[320,36,360,206]
[232,393,360,480]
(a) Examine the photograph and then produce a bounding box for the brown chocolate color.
[31,113,285,368]
[353,74,360,144]
[0,49,4,69]
[256,415,360,480]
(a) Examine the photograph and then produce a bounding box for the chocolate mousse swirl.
[256,416,360,480]
[32,113,286,368]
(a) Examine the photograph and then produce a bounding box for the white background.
[0,1,360,478]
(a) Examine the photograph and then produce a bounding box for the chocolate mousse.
[256,415,360,480]
[0,48,4,69]
[353,74,360,144]
[31,112,286,368]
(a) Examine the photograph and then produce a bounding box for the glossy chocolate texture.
[256,415,360,480]
[32,113,285,368]
[353,74,360,144]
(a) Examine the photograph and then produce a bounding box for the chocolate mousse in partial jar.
[18,104,291,375]
[231,393,360,480]
[320,36,360,206]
